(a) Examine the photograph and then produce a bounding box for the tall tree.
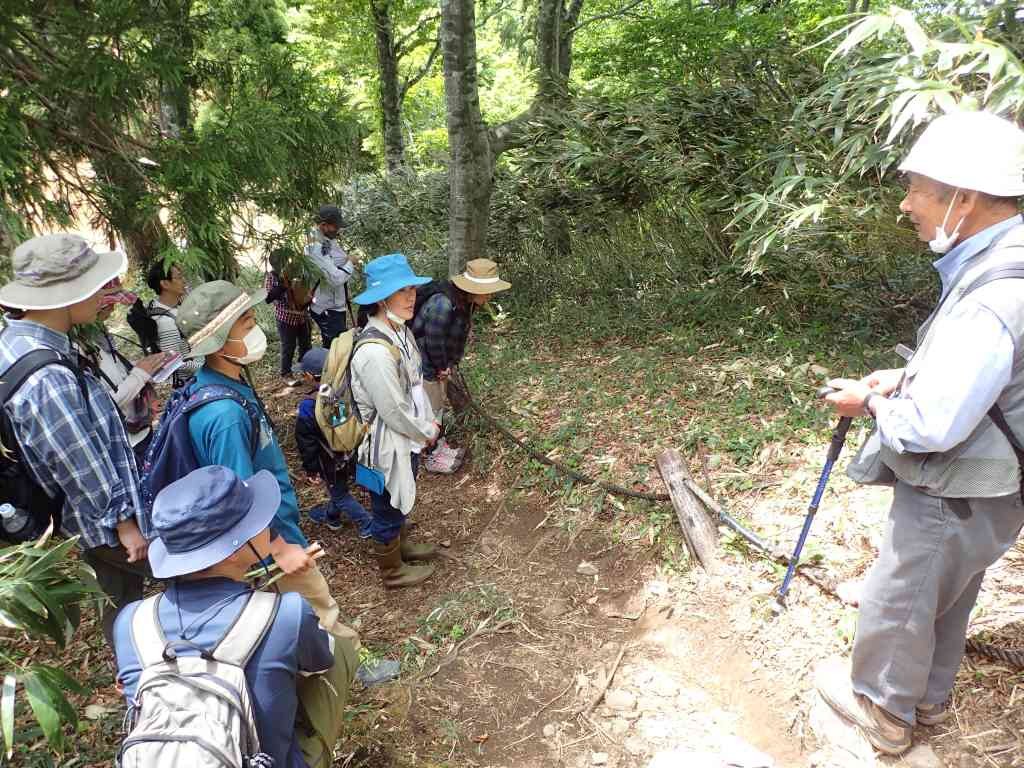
[441,0,587,272]
[307,0,440,174]
[1,0,363,275]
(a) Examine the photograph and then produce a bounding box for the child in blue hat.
[294,347,372,536]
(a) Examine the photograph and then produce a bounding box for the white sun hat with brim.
[0,233,127,310]
[451,258,512,296]
[899,110,1024,197]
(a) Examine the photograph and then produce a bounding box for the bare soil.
[48,383,1024,767]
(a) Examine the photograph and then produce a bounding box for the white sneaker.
[425,448,460,474]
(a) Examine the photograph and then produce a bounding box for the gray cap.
[177,280,267,358]
[0,234,126,310]
[316,204,345,228]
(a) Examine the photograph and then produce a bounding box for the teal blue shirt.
[187,367,307,547]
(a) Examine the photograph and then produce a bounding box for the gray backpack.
[118,590,281,768]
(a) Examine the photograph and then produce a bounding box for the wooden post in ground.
[656,449,719,572]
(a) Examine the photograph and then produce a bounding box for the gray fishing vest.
[879,223,1024,498]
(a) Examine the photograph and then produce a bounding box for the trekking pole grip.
[827,416,854,463]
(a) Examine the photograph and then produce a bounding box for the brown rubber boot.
[400,523,439,562]
[373,537,435,589]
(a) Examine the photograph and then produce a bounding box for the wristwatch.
[862,391,882,419]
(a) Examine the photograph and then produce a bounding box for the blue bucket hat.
[147,466,280,579]
[352,253,431,305]
[294,347,328,377]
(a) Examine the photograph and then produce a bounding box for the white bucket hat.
[899,111,1024,197]
[0,233,127,310]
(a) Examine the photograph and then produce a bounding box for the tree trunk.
[442,0,495,274]
[371,0,407,175]
[89,149,170,270]
[441,0,585,272]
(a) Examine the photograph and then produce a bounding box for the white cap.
[898,111,1024,197]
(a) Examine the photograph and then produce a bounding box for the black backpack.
[127,299,173,355]
[413,280,452,319]
[0,350,86,543]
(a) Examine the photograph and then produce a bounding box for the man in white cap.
[0,234,151,647]
[821,111,1024,755]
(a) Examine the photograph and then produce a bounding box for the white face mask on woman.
[383,299,406,326]
[224,326,268,364]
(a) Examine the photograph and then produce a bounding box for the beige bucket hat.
[451,259,511,296]
[0,234,127,310]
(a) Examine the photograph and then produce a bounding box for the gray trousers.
[82,545,151,650]
[852,481,1024,723]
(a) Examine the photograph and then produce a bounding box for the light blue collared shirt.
[875,215,1023,454]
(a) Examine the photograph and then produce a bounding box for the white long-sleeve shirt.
[875,216,1021,454]
[304,232,355,314]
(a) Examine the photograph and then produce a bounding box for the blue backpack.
[140,382,263,513]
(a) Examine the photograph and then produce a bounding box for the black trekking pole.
[772,386,853,613]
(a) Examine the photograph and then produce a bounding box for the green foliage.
[732,4,1024,269]
[0,533,103,758]
[1,0,367,276]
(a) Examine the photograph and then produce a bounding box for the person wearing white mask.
[174,281,359,648]
[819,111,1024,756]
[350,254,442,589]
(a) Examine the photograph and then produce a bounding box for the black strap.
[989,404,1024,502]
[0,348,86,407]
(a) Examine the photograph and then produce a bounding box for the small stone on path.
[902,744,942,768]
[542,723,557,739]
[577,561,599,576]
[604,688,636,711]
[624,735,647,757]
[591,752,608,766]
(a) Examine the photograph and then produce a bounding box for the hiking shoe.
[424,450,459,474]
[373,537,435,589]
[400,524,439,561]
[916,699,951,726]
[308,505,343,531]
[815,659,912,756]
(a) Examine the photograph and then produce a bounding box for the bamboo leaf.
[1,675,14,759]
[22,671,65,752]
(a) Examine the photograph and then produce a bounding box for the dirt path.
[294,459,810,768]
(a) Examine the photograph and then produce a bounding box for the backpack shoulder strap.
[354,328,400,359]
[181,385,262,456]
[963,261,1024,297]
[180,384,248,415]
[212,591,281,667]
[145,300,173,319]
[129,594,169,669]
[0,349,84,408]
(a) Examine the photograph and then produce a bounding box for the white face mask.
[383,300,406,326]
[929,190,965,254]
[224,326,268,365]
